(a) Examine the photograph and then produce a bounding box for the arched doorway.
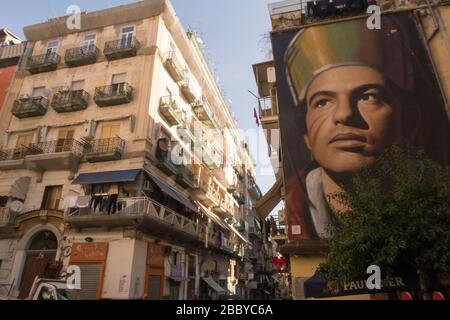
[18,230,58,299]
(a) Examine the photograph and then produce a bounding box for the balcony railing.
[232,191,246,206]
[192,101,219,130]
[85,137,125,163]
[26,139,84,157]
[164,51,185,82]
[26,52,60,74]
[156,152,179,177]
[159,96,182,126]
[65,45,99,67]
[180,79,197,104]
[0,147,28,161]
[202,143,222,170]
[66,196,198,238]
[104,37,140,61]
[51,90,89,113]
[258,95,278,119]
[12,96,48,119]
[176,166,195,189]
[94,83,133,107]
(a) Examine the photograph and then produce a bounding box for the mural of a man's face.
[304,65,402,174]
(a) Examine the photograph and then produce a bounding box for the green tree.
[319,145,450,299]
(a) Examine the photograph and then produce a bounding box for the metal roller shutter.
[79,264,102,300]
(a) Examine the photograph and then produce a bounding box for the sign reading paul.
[271,12,450,296]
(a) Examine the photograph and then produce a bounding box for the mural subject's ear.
[304,134,312,151]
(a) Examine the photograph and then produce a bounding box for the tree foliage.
[319,145,450,293]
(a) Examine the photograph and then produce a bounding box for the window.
[101,124,121,140]
[120,26,134,48]
[55,129,75,152]
[45,41,59,59]
[41,186,63,210]
[111,73,127,95]
[32,87,46,97]
[82,34,96,52]
[71,80,85,91]
[16,133,34,148]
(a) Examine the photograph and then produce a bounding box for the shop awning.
[202,277,226,293]
[0,176,31,200]
[255,176,283,219]
[145,170,198,213]
[72,169,141,185]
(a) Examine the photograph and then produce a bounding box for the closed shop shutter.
[78,264,102,300]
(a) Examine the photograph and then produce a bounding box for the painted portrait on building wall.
[271,13,450,242]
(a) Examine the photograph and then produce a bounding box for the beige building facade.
[0,0,266,300]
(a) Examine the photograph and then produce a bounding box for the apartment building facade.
[254,0,450,299]
[0,0,266,300]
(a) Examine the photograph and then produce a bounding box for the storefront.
[145,242,165,300]
[70,242,108,300]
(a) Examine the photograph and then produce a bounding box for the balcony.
[178,124,195,142]
[202,144,222,170]
[24,139,84,172]
[192,101,219,130]
[176,166,195,189]
[248,177,262,200]
[26,52,60,74]
[212,196,234,218]
[164,51,185,82]
[85,137,125,163]
[232,191,246,206]
[94,83,133,107]
[104,37,140,61]
[51,90,89,113]
[0,148,27,170]
[0,42,25,67]
[180,79,197,104]
[159,96,182,126]
[156,153,179,177]
[191,179,220,208]
[65,197,199,242]
[12,96,48,119]
[65,45,99,67]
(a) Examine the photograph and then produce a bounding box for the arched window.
[28,231,58,251]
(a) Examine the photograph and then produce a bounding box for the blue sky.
[1,0,280,202]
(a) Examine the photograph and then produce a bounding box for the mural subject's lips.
[329,133,368,148]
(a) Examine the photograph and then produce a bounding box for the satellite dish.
[10,200,24,214]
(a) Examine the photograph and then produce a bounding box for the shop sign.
[71,242,108,262]
[147,243,166,267]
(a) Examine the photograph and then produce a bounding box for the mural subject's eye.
[314,98,333,109]
[358,92,383,105]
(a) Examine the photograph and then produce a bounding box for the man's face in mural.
[304,65,402,174]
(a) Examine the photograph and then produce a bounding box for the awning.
[202,277,226,293]
[145,170,198,213]
[196,201,231,231]
[0,176,31,200]
[256,177,283,219]
[228,224,250,245]
[72,169,141,185]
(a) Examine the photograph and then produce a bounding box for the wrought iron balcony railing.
[159,96,182,126]
[51,90,89,113]
[0,147,28,161]
[156,152,180,177]
[26,139,84,157]
[85,137,125,163]
[26,52,60,74]
[65,45,99,67]
[94,83,133,107]
[12,96,48,119]
[104,37,140,61]
[164,51,185,82]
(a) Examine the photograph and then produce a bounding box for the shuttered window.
[78,264,102,300]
